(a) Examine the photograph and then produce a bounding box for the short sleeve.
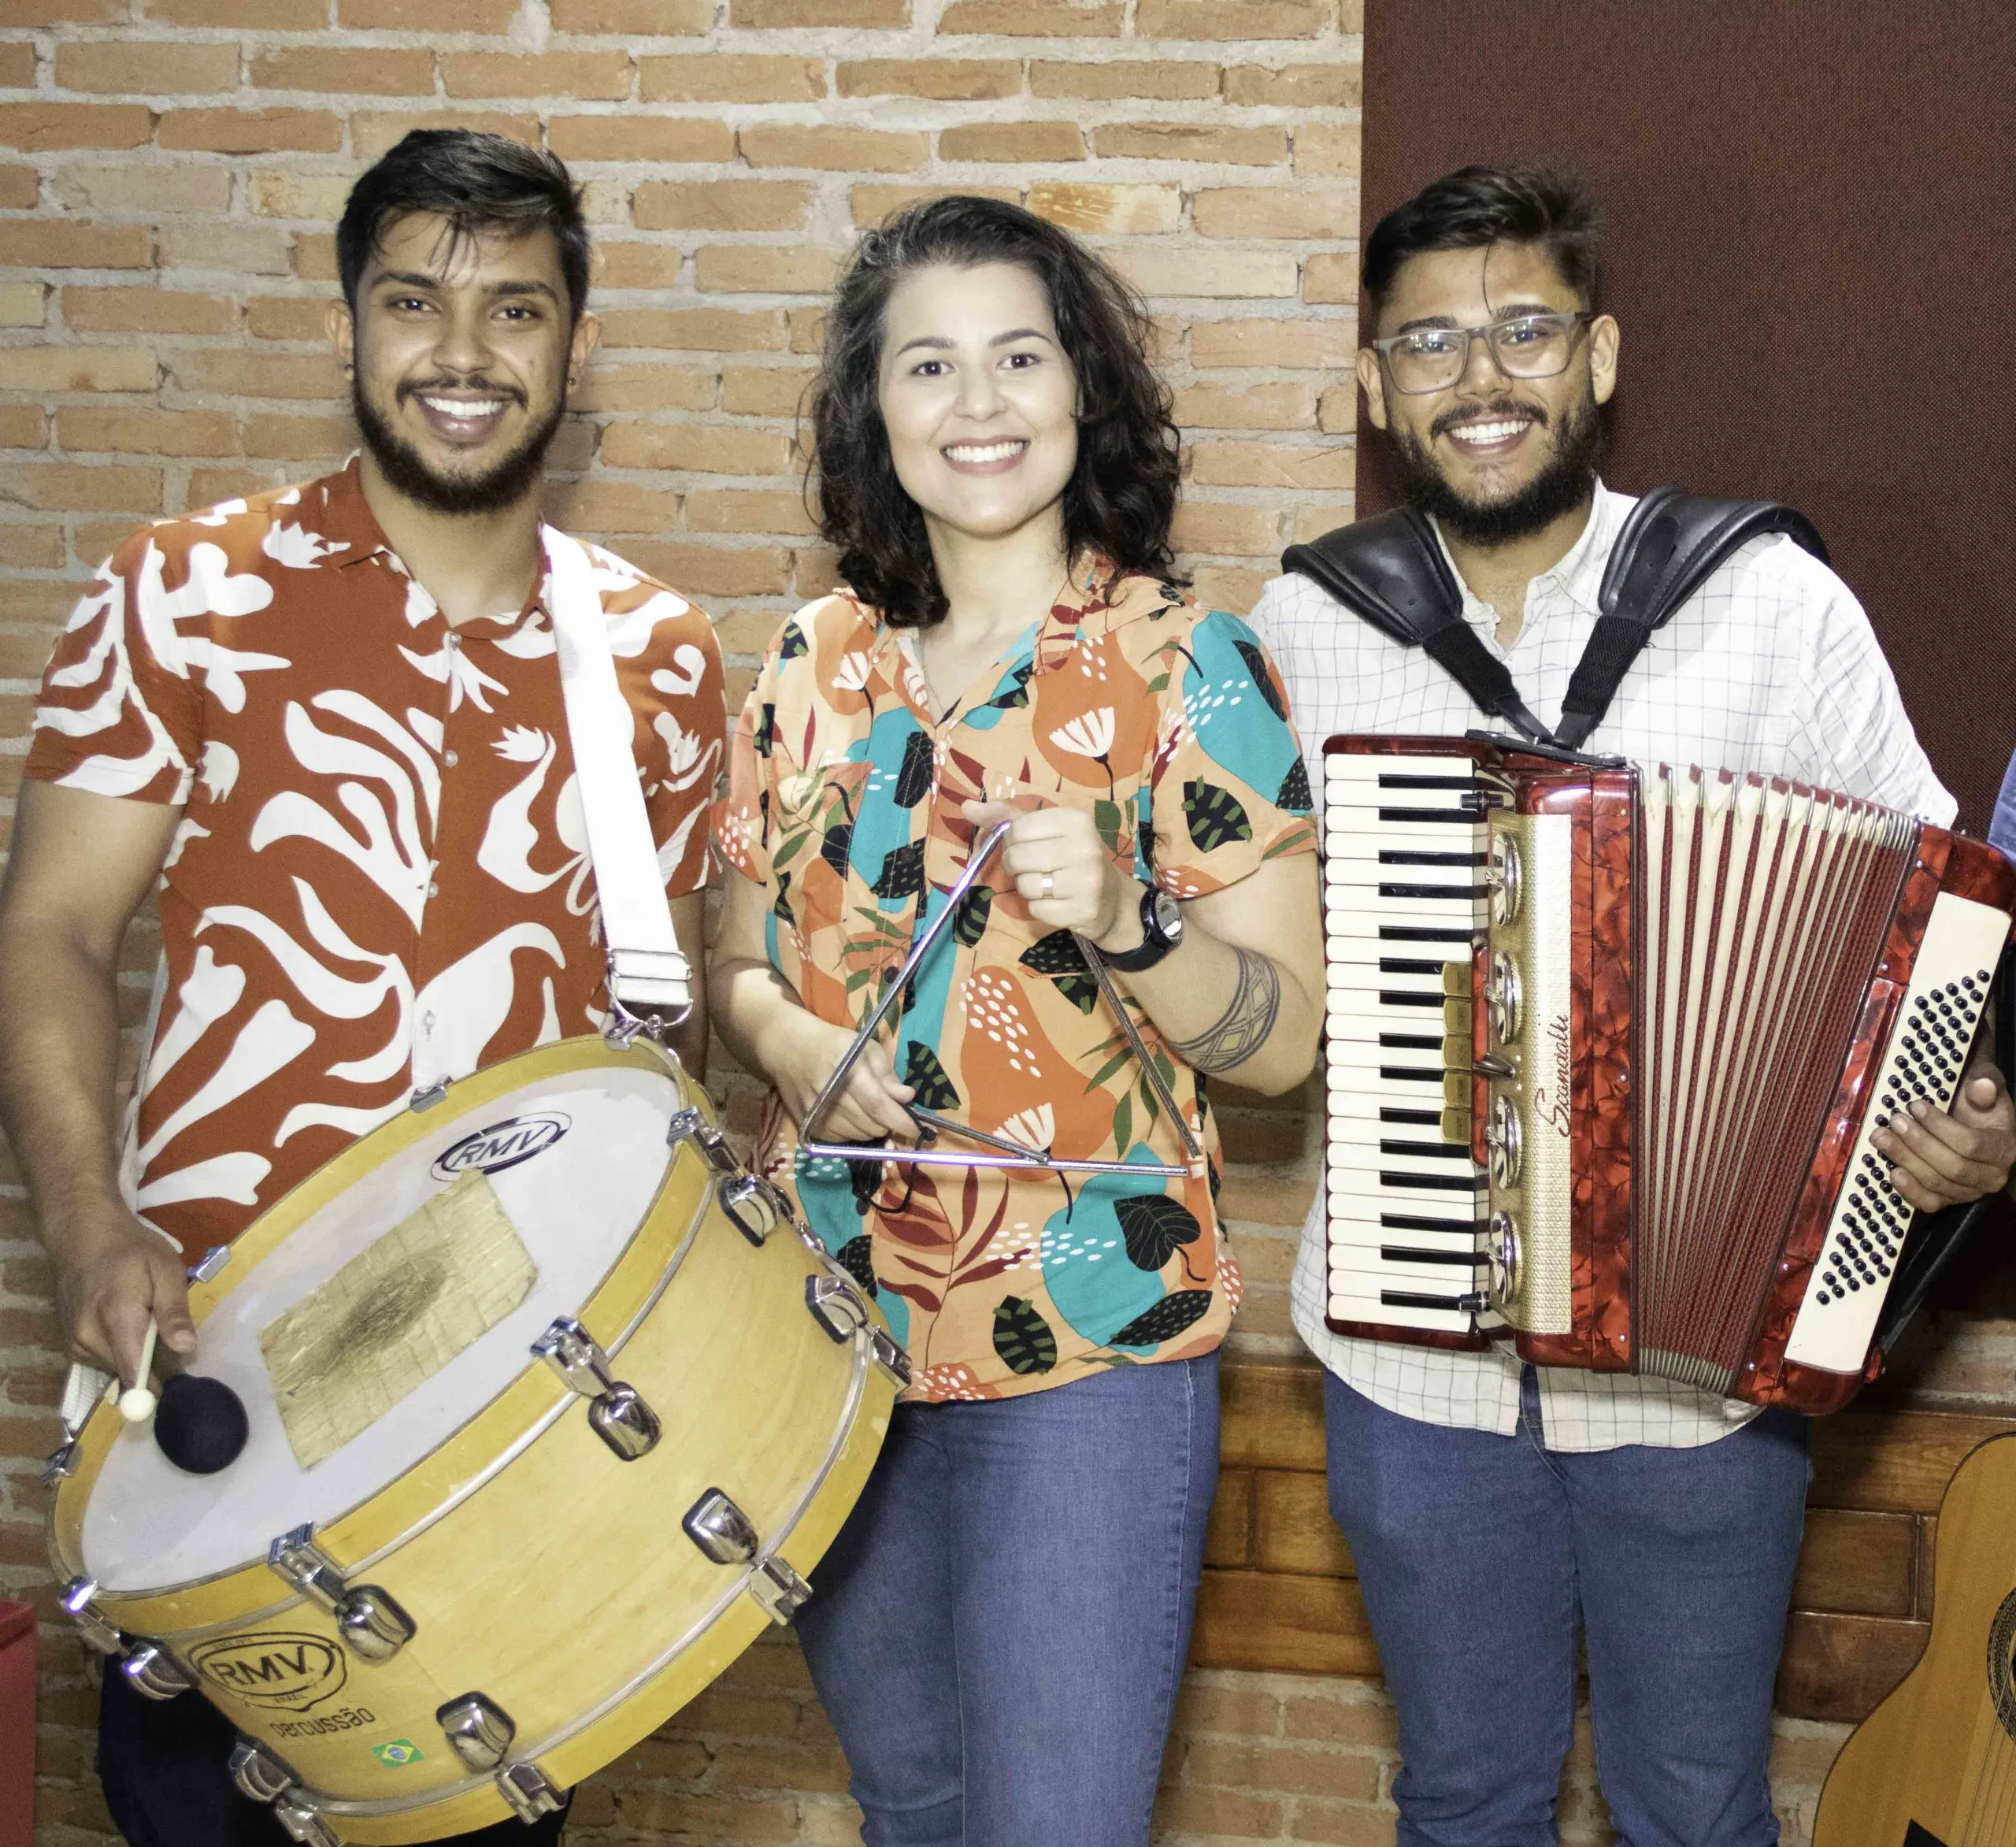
[609,580,726,900]
[1147,607,1317,899]
[1781,550,1956,825]
[713,613,797,886]
[25,525,202,804]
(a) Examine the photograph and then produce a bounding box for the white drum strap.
[541,527,692,1019]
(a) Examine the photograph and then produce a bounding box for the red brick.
[1179,1736,1381,1801]
[639,55,824,103]
[544,479,680,534]
[0,0,123,20]
[0,165,36,208]
[50,160,228,213]
[939,0,1121,32]
[350,112,539,163]
[252,46,434,95]
[1032,58,1221,99]
[548,0,710,30]
[1192,315,1358,369]
[159,108,341,154]
[54,40,239,92]
[633,179,813,233]
[617,540,790,597]
[720,363,813,413]
[731,0,905,22]
[1112,245,1299,299]
[0,463,161,514]
[600,424,792,476]
[145,0,323,22]
[1317,380,1358,433]
[57,407,236,458]
[1189,440,1354,491]
[1092,122,1287,165]
[443,51,633,100]
[692,247,839,295]
[0,525,62,568]
[61,285,235,335]
[0,103,152,151]
[0,345,156,391]
[339,0,513,24]
[1137,0,1332,35]
[939,121,1084,162]
[598,307,786,352]
[837,58,1021,100]
[685,488,817,537]
[1303,251,1358,305]
[246,295,328,341]
[574,363,715,413]
[0,37,30,83]
[549,115,732,163]
[1172,500,1281,555]
[1152,1782,1285,1838]
[183,465,284,508]
[1296,123,1361,178]
[1196,186,1358,239]
[1290,1797,1402,1845]
[851,181,1019,227]
[0,219,149,271]
[1281,1691,1399,1748]
[1028,180,1181,235]
[591,243,680,291]
[242,412,348,460]
[295,229,335,280]
[1224,61,1362,107]
[739,124,926,174]
[167,349,340,400]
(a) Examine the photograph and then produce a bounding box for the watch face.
[1150,889,1184,944]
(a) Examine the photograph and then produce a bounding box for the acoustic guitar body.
[1816,1432,2016,1847]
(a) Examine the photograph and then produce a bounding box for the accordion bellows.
[1321,736,2016,1415]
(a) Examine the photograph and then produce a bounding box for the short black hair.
[809,194,1184,630]
[337,129,591,323]
[1362,165,1601,316]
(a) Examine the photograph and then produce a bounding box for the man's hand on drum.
[1872,1063,2016,1210]
[962,800,1129,945]
[54,1206,197,1388]
[772,1013,921,1147]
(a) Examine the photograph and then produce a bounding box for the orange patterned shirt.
[27,462,724,1259]
[715,562,1316,1402]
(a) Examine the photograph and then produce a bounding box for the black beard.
[1385,387,1603,547]
[352,374,565,517]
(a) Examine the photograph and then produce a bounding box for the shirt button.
[444,632,461,652]
[444,749,459,768]
[422,1011,438,1035]
[428,881,440,897]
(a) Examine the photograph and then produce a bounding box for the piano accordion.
[1322,735,2016,1414]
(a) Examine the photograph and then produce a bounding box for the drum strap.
[541,527,693,1023]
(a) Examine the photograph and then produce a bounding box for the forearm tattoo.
[1169,948,1282,1074]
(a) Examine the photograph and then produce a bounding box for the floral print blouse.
[715,560,1315,1401]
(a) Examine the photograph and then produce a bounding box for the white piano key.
[1325,1288,1479,1334]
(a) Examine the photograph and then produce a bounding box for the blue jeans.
[1325,1370,1810,1847]
[795,1352,1220,1847]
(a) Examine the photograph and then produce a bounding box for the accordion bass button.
[1487,1211,1521,1311]
[1488,953,1522,1044]
[1487,1093,1524,1189]
[1489,834,1523,925]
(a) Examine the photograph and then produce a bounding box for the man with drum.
[0,130,722,1845]
[1250,165,2016,1845]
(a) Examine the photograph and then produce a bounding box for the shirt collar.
[1435,478,1625,632]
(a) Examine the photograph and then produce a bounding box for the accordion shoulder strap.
[1281,488,1829,749]
[1278,506,1553,745]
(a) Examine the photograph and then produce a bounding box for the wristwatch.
[1099,884,1184,973]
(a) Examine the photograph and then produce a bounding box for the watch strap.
[1098,885,1180,974]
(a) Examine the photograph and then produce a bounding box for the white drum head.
[83,1059,684,1593]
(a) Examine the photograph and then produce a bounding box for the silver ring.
[1040,872,1054,899]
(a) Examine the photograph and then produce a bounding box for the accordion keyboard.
[1322,751,1495,1336]
[1783,888,2010,1372]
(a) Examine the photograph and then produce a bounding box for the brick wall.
[0,2,1999,1842]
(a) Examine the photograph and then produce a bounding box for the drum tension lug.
[669,1106,743,1175]
[120,1639,197,1701]
[187,1244,231,1283]
[870,1329,913,1387]
[532,1316,662,1461]
[268,1526,417,1662]
[410,1077,451,1112]
[272,1798,339,1847]
[718,1174,786,1247]
[229,1744,339,1847]
[806,1274,869,1344]
[496,1761,565,1824]
[437,1691,517,1772]
[59,1577,124,1656]
[684,1489,814,1626]
[42,1441,79,1485]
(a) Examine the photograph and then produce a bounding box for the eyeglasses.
[1372,312,1595,395]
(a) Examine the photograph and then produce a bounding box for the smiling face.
[1356,240,1619,545]
[875,260,1079,551]
[330,210,598,517]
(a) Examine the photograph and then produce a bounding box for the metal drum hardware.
[532,1317,662,1461]
[267,1527,416,1662]
[119,1639,195,1701]
[683,1489,814,1625]
[229,1738,301,1805]
[436,1693,517,1772]
[718,1174,788,1247]
[496,1763,565,1823]
[806,1274,869,1343]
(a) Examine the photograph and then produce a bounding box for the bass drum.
[47,1035,905,1844]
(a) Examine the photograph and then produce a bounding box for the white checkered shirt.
[1251,482,1955,1451]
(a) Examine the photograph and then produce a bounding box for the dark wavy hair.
[1363,165,1601,316]
[809,195,1184,629]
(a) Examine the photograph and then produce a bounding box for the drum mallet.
[116,1320,159,1423]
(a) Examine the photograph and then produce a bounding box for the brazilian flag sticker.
[372,1740,424,1767]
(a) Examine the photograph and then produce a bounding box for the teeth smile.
[421,396,506,417]
[943,440,1025,463]
[1446,419,1531,445]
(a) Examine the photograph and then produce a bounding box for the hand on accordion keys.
[1868,1065,2016,1210]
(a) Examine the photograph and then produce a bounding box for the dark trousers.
[97,1660,568,1847]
